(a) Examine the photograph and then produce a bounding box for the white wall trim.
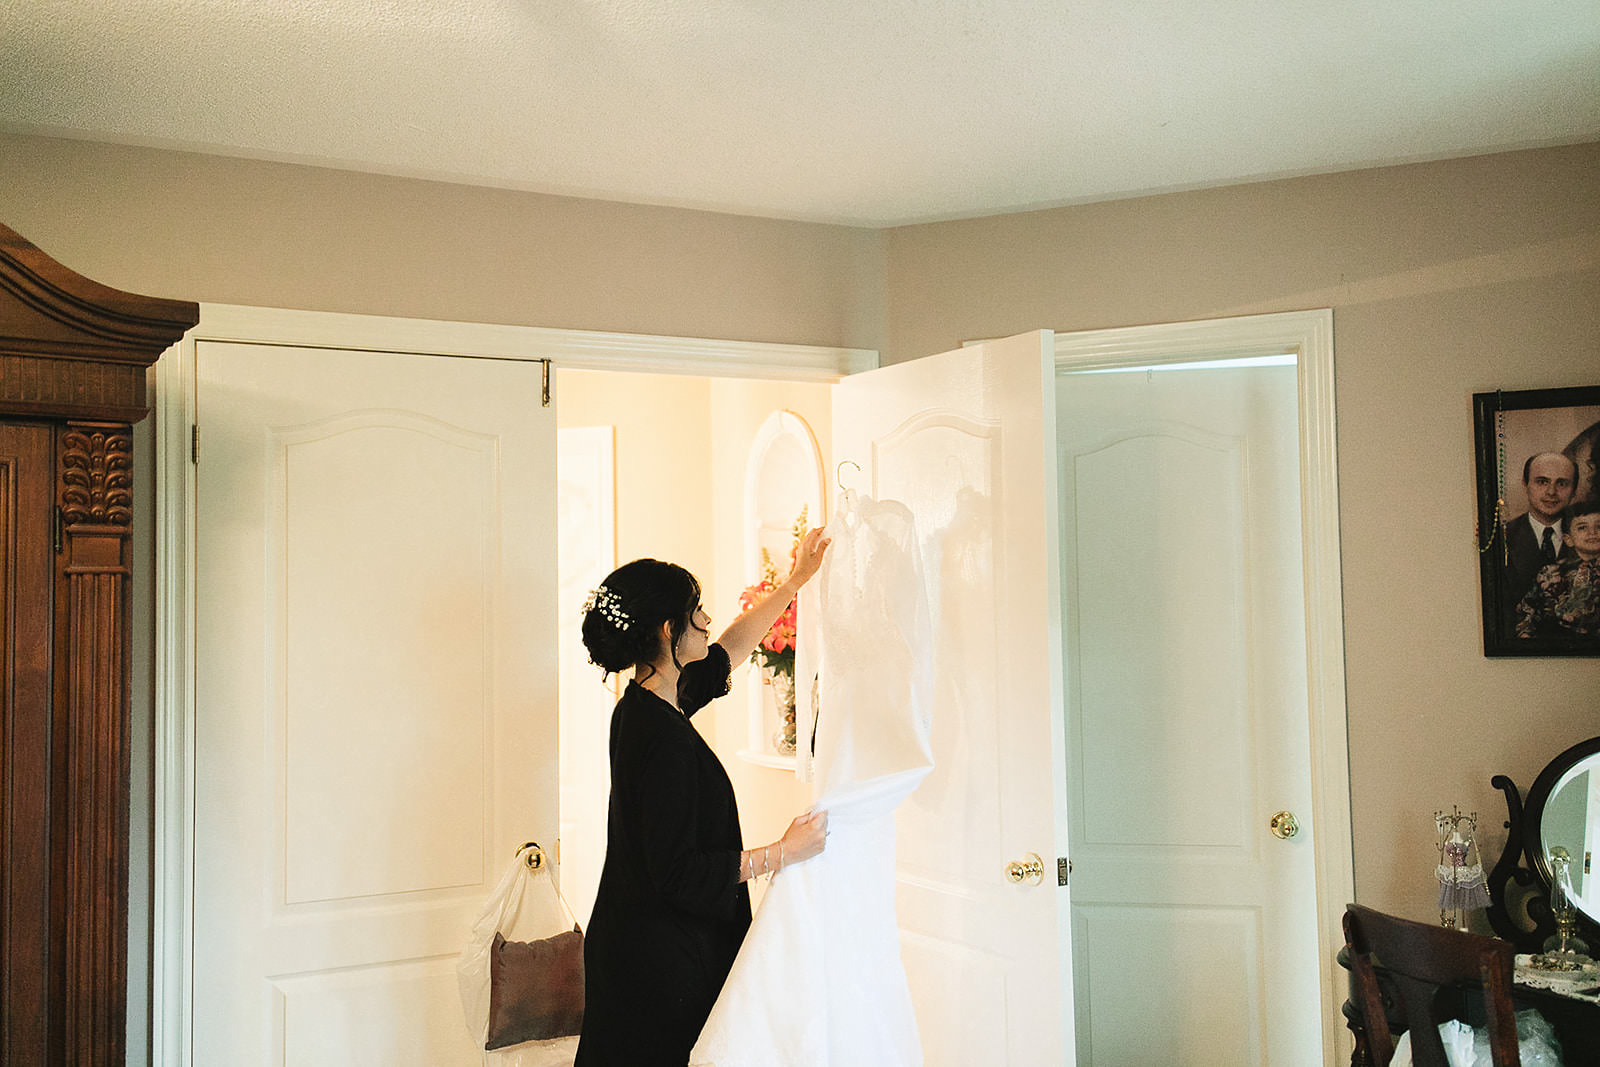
[150,337,197,1067]
[151,305,877,1063]
[189,304,878,381]
[1052,308,1354,1067]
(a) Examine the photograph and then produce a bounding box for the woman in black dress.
[575,540,831,1066]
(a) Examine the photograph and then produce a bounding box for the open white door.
[833,331,1073,1065]
[192,342,555,1064]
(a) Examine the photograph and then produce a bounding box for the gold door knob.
[1269,811,1299,840]
[1005,852,1045,885]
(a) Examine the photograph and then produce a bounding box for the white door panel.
[1073,426,1254,854]
[194,341,555,1064]
[833,331,1072,1064]
[1059,364,1320,1065]
[1076,907,1262,1065]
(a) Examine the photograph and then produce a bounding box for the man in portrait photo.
[1500,450,1579,632]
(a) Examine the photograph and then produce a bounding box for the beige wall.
[0,132,887,351]
[554,370,717,590]
[885,141,1600,924]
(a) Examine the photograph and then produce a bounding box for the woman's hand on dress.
[786,527,832,588]
[780,810,829,866]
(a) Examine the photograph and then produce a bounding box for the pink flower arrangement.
[739,508,807,678]
[739,578,798,674]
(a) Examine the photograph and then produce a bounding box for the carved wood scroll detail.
[60,426,133,528]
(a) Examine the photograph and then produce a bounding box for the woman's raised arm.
[716,526,830,665]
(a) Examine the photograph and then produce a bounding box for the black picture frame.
[1474,385,1600,657]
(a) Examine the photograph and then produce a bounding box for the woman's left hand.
[787,527,832,587]
[779,810,829,866]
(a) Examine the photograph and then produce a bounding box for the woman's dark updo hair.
[581,559,704,682]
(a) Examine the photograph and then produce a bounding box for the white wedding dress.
[690,492,933,1067]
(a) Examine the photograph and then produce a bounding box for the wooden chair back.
[1343,903,1521,1067]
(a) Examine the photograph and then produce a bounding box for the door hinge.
[55,506,64,554]
[541,360,551,408]
[1058,857,1071,886]
[191,424,200,465]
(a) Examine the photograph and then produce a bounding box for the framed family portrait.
[1474,385,1600,657]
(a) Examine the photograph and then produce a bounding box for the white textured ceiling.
[3,0,1598,227]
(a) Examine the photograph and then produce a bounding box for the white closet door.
[193,342,556,1065]
[1058,363,1321,1065]
[833,331,1074,1065]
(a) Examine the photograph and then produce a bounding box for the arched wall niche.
[739,409,824,767]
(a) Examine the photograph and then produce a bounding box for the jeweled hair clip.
[582,585,632,630]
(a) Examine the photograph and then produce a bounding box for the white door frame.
[149,304,875,1065]
[1050,308,1353,1066]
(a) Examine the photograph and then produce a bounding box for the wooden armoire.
[0,222,197,1065]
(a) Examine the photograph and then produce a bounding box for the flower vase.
[768,670,798,756]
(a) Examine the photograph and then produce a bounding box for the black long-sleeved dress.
[574,643,748,1066]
